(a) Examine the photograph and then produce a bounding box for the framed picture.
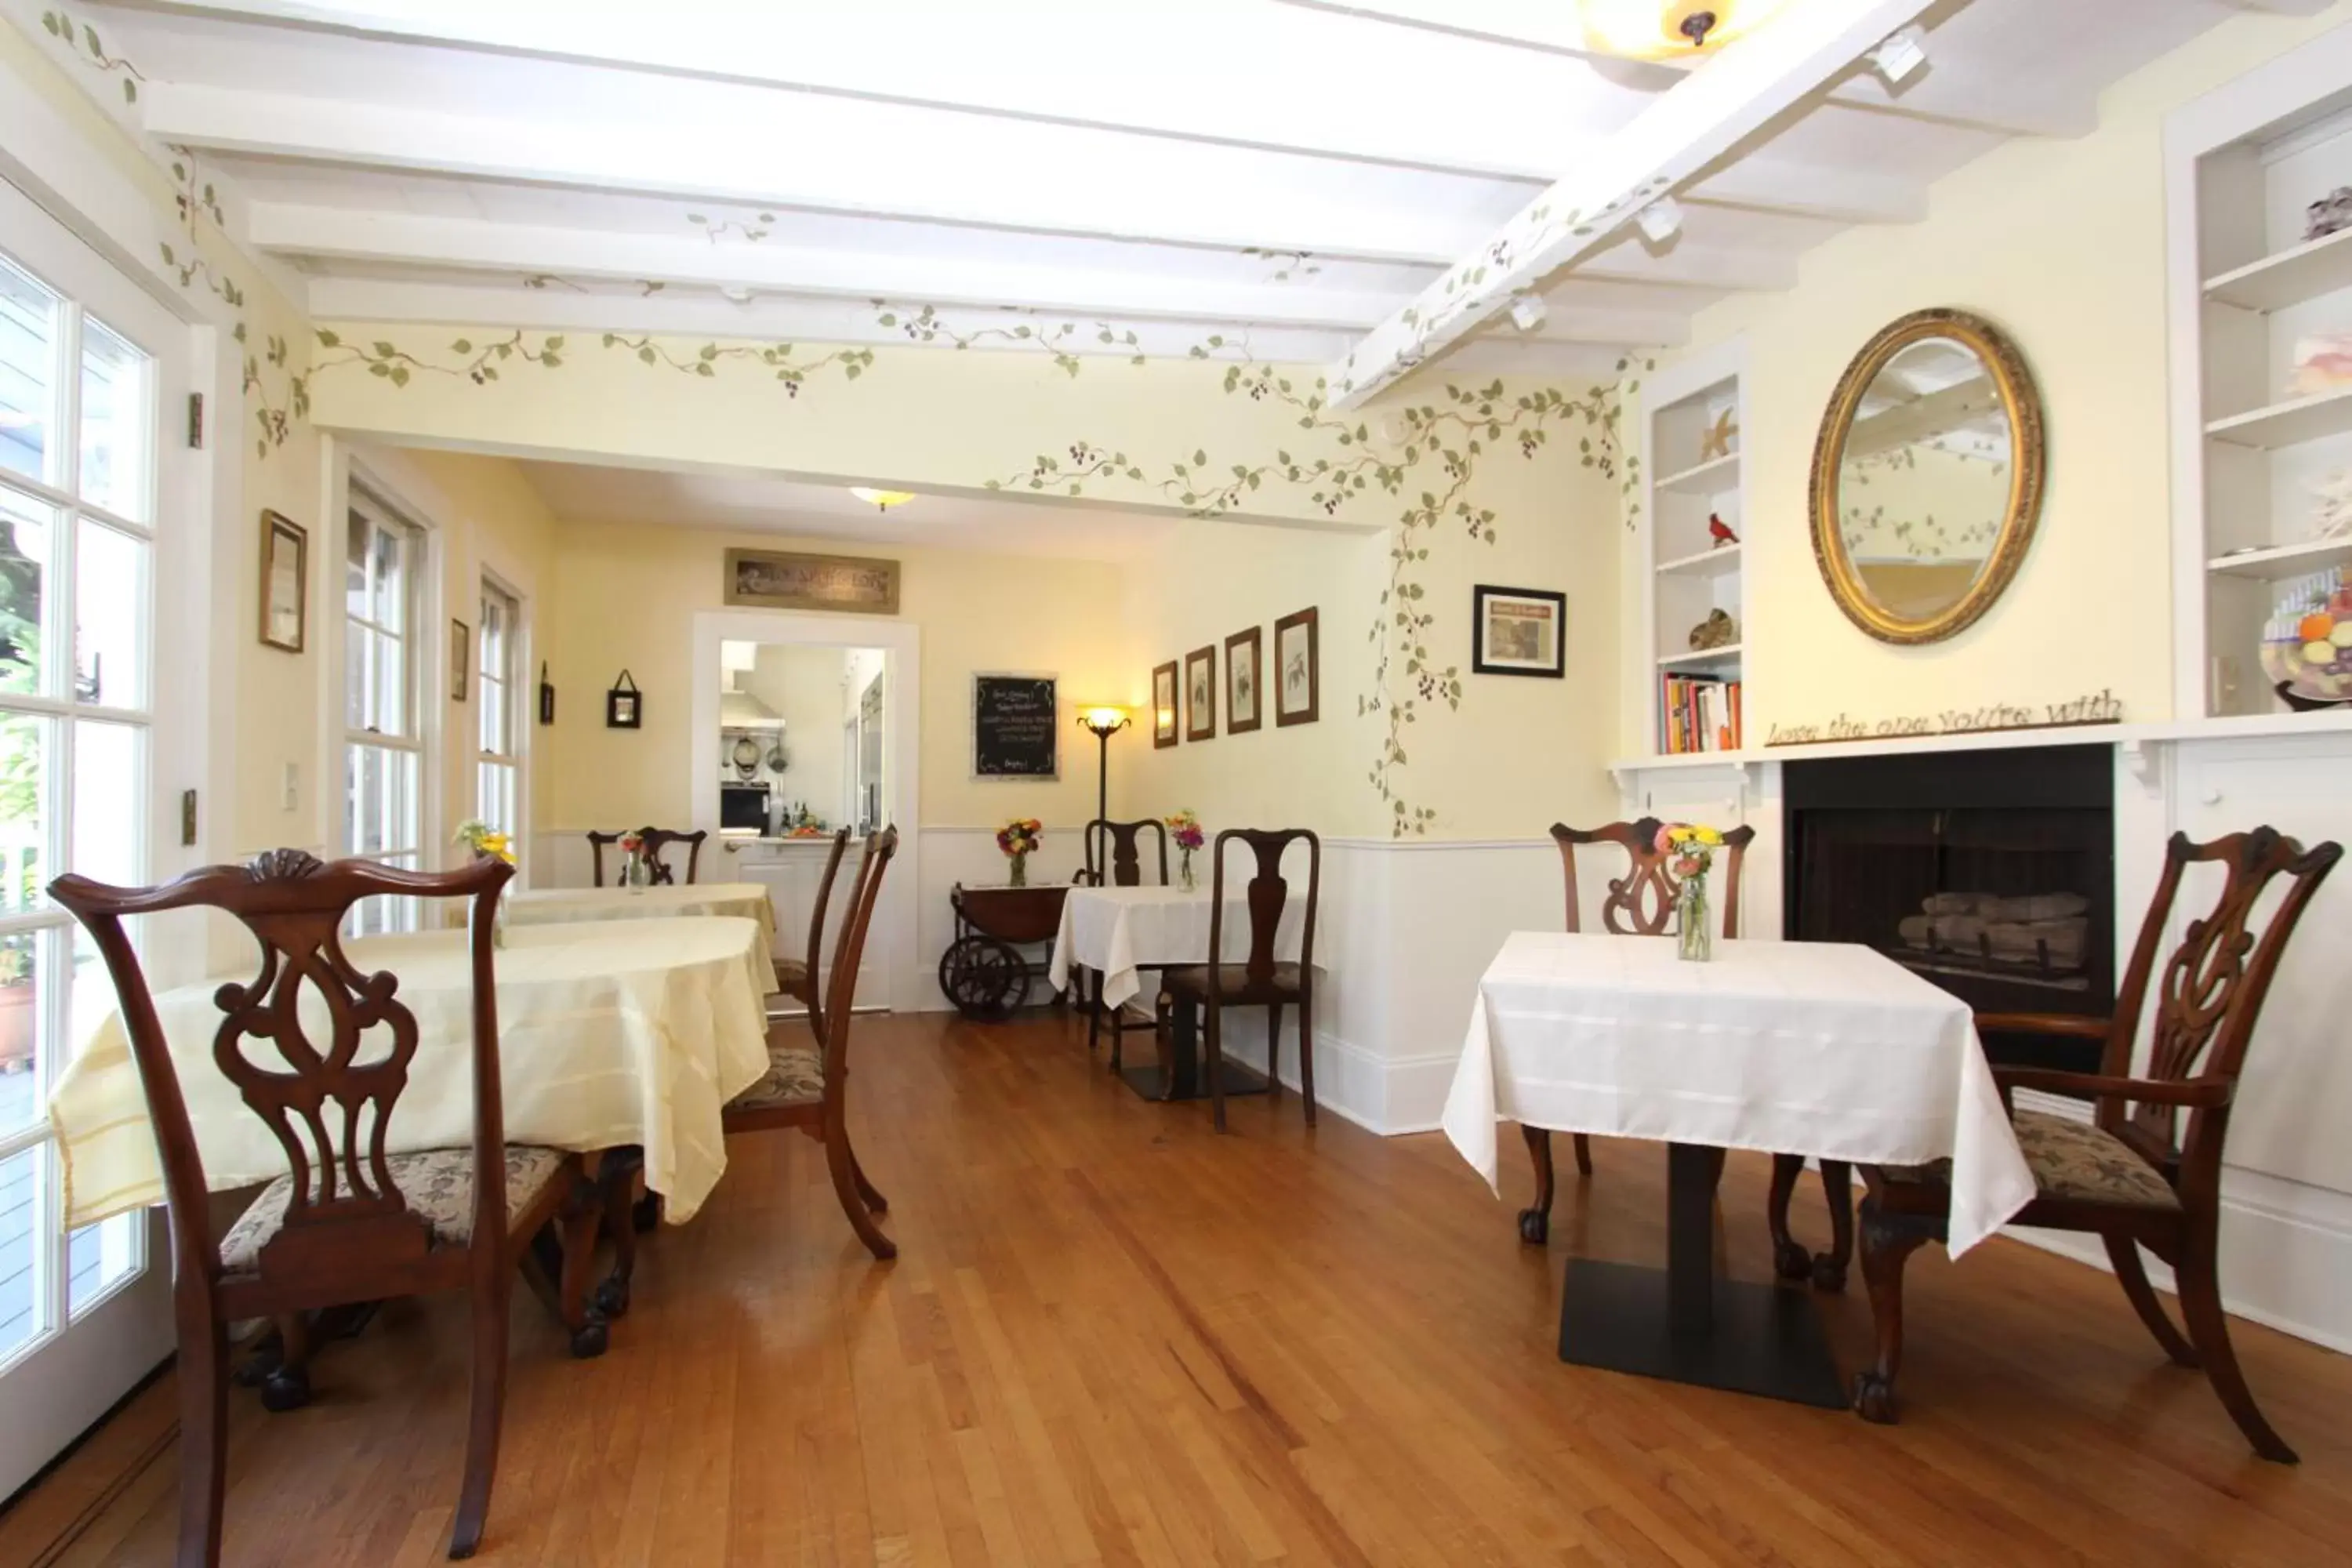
[1225,626,1262,734]
[1472,585,1567,677]
[1152,660,1179,749]
[607,670,642,729]
[723,548,900,615]
[449,619,470,702]
[1184,644,1217,742]
[1274,607,1319,727]
[258,510,307,654]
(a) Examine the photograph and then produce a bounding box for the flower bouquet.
[454,818,517,944]
[1654,821,1727,962]
[618,830,650,890]
[996,818,1043,887]
[1166,809,1205,891]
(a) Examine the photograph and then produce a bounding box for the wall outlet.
[281,761,299,811]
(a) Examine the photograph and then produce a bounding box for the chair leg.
[1816,1160,1854,1293]
[2175,1230,2296,1462]
[826,1103,898,1261]
[448,1273,511,1559]
[260,1311,312,1412]
[1265,1003,1283,1105]
[594,1149,643,1319]
[850,1150,888,1214]
[1768,1153,1808,1282]
[1087,968,1103,1055]
[1852,1198,1931,1425]
[1296,993,1316,1129]
[1205,1002,1228,1134]
[2103,1235,2198,1369]
[558,1180,609,1360]
[177,1311,230,1568]
[1571,1133,1594,1177]
[1519,1126,1555,1245]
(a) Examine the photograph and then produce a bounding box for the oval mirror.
[1808,309,2045,644]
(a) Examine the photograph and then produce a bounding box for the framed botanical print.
[1472,585,1566,677]
[449,619,470,702]
[1152,660,1180,748]
[259,510,307,653]
[1225,626,1262,735]
[1183,644,1217,742]
[1273,607,1319,727]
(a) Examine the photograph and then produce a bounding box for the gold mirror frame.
[1807,307,2046,645]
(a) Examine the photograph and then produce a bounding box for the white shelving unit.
[1637,337,1748,757]
[2169,34,2352,718]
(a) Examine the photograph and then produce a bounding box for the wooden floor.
[6,1009,2352,1567]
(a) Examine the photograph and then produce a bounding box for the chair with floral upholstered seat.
[770,827,850,1019]
[1852,826,2342,1462]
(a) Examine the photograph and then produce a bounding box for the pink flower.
[1653,823,1676,855]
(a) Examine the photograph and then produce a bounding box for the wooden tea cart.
[939,881,1069,1020]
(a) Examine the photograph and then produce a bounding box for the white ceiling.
[511,459,1186,564]
[20,0,2314,382]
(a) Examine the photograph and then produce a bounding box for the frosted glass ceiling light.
[1867,24,1928,84]
[849,488,917,510]
[1578,0,1795,61]
[1635,197,1686,245]
[1508,293,1548,332]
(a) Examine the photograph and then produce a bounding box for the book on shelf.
[1660,673,1743,755]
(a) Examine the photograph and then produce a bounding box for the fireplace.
[1783,744,2114,1073]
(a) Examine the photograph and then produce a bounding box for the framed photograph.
[1274,607,1319,727]
[723,548,900,615]
[258,510,307,654]
[1225,626,1262,735]
[1184,644,1217,742]
[1152,660,1180,749]
[972,671,1058,779]
[1472,585,1566,677]
[449,619,470,702]
[606,670,642,729]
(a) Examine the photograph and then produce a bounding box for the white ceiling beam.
[2212,1,2328,13]
[1573,239,1798,292]
[143,82,1484,265]
[1279,0,2098,139]
[1687,157,1926,225]
[1327,0,1939,408]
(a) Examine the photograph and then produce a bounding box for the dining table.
[49,915,778,1232]
[1047,883,1307,1102]
[505,880,779,946]
[1442,931,2037,1408]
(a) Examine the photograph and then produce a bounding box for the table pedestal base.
[1558,1259,1846,1408]
[1116,998,1275,1104]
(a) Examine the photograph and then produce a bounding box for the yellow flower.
[1669,825,1725,848]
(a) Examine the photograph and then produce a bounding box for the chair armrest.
[1974,1012,2111,1041]
[1992,1065,2236,1110]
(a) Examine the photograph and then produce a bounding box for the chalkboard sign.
[972,672,1059,779]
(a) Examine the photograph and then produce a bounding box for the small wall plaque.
[607,669,642,729]
[539,662,556,725]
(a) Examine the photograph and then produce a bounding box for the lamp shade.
[1578,0,1793,61]
[1078,705,1132,735]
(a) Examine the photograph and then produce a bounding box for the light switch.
[281,761,299,811]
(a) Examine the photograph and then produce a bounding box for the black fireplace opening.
[1784,744,2114,1074]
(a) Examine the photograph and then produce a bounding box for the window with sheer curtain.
[343,489,423,935]
[477,579,520,842]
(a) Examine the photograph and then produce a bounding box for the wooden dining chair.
[1160,828,1319,1133]
[1530,820,1848,1283]
[1077,818,1170,1058]
[1852,827,2341,1460]
[585,829,624,887]
[637,826,708,886]
[49,851,604,1566]
[718,827,902,1260]
[772,827,851,1018]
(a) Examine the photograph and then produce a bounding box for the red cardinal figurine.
[1708,514,1740,549]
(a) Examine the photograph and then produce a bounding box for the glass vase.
[1180,848,1196,891]
[1676,875,1712,963]
[623,849,648,891]
[1009,851,1028,888]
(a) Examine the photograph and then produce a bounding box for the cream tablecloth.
[49,916,776,1229]
[505,880,779,952]
[1441,932,2036,1256]
[1047,884,1307,1009]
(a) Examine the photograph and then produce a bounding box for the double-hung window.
[343,490,422,934]
[476,580,520,840]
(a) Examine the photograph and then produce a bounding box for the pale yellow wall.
[1661,2,2352,744]
[539,521,1125,835]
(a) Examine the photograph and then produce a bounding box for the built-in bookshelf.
[2170,35,2352,718]
[1639,338,1748,757]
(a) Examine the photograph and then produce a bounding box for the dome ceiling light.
[848,488,917,510]
[1577,0,1795,62]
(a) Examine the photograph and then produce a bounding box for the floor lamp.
[1076,707,1132,866]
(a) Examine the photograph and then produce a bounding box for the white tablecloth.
[1047,885,1307,1009]
[49,916,776,1229]
[1440,933,2036,1255]
[506,880,779,953]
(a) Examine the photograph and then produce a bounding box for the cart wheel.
[938,935,1030,1021]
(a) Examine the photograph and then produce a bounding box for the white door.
[0,178,197,1497]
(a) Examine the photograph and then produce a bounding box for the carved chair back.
[2103,828,2341,1202]
[1551,818,1755,939]
[800,828,853,1014]
[815,828,899,1080]
[48,851,514,1299]
[1203,828,1319,999]
[585,830,622,887]
[1081,818,1170,887]
[636,827,707,886]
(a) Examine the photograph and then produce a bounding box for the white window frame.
[341,485,425,933]
[475,574,521,841]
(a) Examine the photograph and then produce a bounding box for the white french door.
[0,178,194,1499]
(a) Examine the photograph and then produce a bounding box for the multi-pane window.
[343,491,422,935]
[476,581,519,840]
[0,248,156,1360]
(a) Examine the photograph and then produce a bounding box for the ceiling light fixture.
[1508,293,1548,332]
[719,285,754,304]
[1867,24,1929,85]
[1635,197,1686,245]
[848,488,917,511]
[1577,0,1793,62]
